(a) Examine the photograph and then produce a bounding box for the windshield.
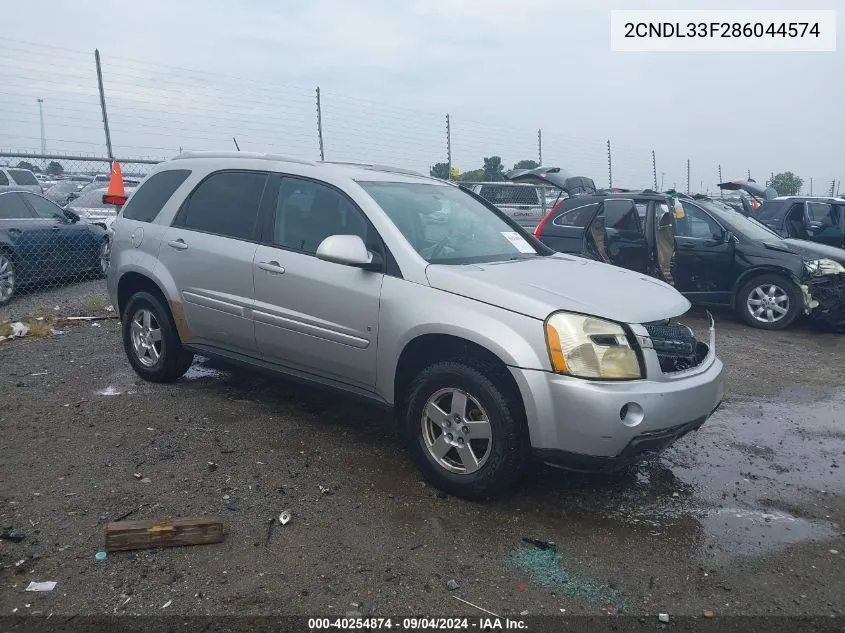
[697,199,784,241]
[357,181,540,264]
[68,188,109,208]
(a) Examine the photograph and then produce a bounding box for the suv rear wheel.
[736,273,802,330]
[122,292,194,382]
[403,361,528,500]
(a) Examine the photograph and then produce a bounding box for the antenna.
[233,137,241,151]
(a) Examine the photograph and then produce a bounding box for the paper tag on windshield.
[500,231,535,253]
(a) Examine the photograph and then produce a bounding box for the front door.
[158,170,269,354]
[672,200,735,304]
[0,192,60,283]
[21,192,97,276]
[803,201,844,248]
[252,175,384,389]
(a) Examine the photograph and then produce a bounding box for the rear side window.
[0,172,9,186]
[0,193,34,219]
[175,170,267,241]
[8,169,38,185]
[122,169,191,223]
[479,185,538,205]
[806,202,835,225]
[553,203,597,228]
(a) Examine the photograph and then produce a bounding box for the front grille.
[644,323,708,373]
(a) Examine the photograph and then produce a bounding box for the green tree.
[429,162,450,179]
[482,156,505,182]
[769,171,803,196]
[456,169,484,182]
[46,161,64,176]
[16,160,39,172]
[513,159,539,171]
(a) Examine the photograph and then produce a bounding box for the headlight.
[544,312,642,380]
[804,258,845,276]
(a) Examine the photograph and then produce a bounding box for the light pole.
[37,98,46,154]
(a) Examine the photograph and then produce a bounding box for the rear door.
[672,201,734,303]
[589,198,649,273]
[803,201,843,248]
[0,192,56,282]
[159,170,268,354]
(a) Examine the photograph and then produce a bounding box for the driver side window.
[676,202,724,240]
[21,194,65,220]
[272,177,368,254]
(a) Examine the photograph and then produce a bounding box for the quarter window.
[123,169,191,223]
[553,203,597,228]
[175,171,267,241]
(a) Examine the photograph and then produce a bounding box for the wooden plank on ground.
[105,517,224,552]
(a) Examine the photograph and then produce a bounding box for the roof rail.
[320,161,427,178]
[172,150,315,165]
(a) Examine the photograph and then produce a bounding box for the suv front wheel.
[403,361,529,500]
[122,292,194,382]
[736,273,803,330]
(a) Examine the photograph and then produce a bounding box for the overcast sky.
[1,0,842,192]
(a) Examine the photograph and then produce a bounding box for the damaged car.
[510,167,845,331]
[754,195,845,250]
[716,179,777,215]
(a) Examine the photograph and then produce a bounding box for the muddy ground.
[1,289,844,621]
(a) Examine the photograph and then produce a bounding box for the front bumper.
[807,275,845,331]
[510,319,725,470]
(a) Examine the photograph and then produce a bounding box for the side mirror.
[723,231,735,243]
[63,209,80,223]
[315,235,382,271]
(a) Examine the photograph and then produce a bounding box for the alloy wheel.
[421,388,493,475]
[746,283,789,324]
[130,308,163,367]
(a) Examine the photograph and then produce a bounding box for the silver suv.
[0,167,43,195]
[107,151,724,499]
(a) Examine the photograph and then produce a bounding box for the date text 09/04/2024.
[624,22,821,39]
[307,617,528,630]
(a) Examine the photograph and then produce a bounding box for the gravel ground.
[0,306,844,622]
[0,279,109,323]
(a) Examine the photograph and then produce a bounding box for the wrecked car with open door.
[754,196,845,250]
[514,169,845,331]
[717,179,778,216]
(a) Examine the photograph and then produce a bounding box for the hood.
[780,238,845,264]
[505,166,597,196]
[718,179,777,201]
[425,254,690,323]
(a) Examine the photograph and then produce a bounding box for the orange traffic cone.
[103,160,128,205]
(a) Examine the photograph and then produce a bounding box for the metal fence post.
[718,164,723,197]
[810,177,813,195]
[747,168,751,180]
[686,159,690,194]
[607,139,612,188]
[538,129,543,165]
[316,87,325,161]
[652,150,657,190]
[446,113,452,179]
[94,49,113,160]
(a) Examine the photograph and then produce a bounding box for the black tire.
[0,250,16,307]
[403,361,529,500]
[122,291,194,382]
[736,273,803,330]
[92,238,109,279]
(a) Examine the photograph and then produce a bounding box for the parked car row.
[504,166,845,331]
[0,190,110,306]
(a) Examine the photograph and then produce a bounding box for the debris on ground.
[520,610,529,616]
[64,315,119,322]
[319,485,332,495]
[522,537,557,551]
[133,473,142,480]
[446,579,459,591]
[161,600,172,609]
[703,610,715,619]
[830,549,839,555]
[105,517,224,552]
[658,613,670,623]
[279,510,291,525]
[96,386,122,396]
[451,596,501,618]
[95,551,107,561]
[1,528,25,543]
[139,477,151,484]
[207,462,218,472]
[25,581,56,592]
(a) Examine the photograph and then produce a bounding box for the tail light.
[534,200,562,237]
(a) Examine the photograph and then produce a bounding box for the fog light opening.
[620,402,644,427]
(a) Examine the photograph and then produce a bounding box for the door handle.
[678,242,695,249]
[258,261,285,274]
[167,239,188,250]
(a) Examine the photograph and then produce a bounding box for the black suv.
[756,197,845,249]
[507,168,845,331]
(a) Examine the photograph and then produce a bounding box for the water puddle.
[182,358,230,382]
[95,386,122,396]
